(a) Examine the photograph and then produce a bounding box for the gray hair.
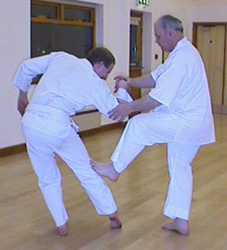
[158,15,184,33]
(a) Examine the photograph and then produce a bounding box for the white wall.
[190,3,227,22]
[191,0,227,5]
[187,2,227,47]
[1,0,227,149]
[0,0,30,148]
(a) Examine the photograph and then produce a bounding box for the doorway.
[129,11,143,100]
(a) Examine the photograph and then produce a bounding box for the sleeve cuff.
[117,88,133,102]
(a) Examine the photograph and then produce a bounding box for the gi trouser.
[111,112,200,220]
[23,125,117,227]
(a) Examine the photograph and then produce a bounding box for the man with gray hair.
[92,15,215,235]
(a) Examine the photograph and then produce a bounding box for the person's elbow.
[147,95,162,109]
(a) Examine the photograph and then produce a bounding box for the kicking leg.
[91,115,149,181]
[93,113,174,181]
[92,114,159,181]
[91,160,119,181]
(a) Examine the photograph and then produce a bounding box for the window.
[31,1,95,58]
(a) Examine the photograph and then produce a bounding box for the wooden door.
[195,25,225,113]
[223,27,227,113]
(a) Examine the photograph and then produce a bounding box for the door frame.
[129,11,143,100]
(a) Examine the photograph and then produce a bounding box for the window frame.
[31,0,96,83]
[31,0,96,55]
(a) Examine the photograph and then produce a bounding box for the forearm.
[19,89,27,97]
[107,94,162,121]
[129,74,156,89]
[128,95,161,113]
[17,90,29,116]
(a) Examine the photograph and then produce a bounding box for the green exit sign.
[137,0,149,6]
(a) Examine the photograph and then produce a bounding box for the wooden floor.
[0,114,227,250]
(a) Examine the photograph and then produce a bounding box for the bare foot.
[109,212,122,229]
[56,222,68,236]
[91,159,119,182]
[162,218,189,236]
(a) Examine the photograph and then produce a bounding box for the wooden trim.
[32,0,59,9]
[0,123,126,158]
[60,3,64,20]
[31,1,95,25]
[0,144,27,158]
[31,18,94,27]
[75,109,98,116]
[223,26,227,106]
[31,1,95,34]
[193,22,227,26]
[221,104,227,114]
[32,0,60,19]
[212,104,222,114]
[192,23,198,47]
[79,122,126,138]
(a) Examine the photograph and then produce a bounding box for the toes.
[161,223,189,236]
[57,223,68,236]
[110,217,122,229]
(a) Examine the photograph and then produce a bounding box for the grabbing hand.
[116,79,131,94]
[114,75,131,93]
[108,102,131,121]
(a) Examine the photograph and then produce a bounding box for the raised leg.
[91,160,119,181]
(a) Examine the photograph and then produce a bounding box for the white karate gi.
[13,52,132,227]
[111,37,215,220]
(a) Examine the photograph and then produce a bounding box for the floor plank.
[0,114,226,250]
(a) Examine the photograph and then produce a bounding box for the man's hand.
[114,75,132,93]
[18,90,29,116]
[108,102,132,121]
[114,75,130,83]
[109,95,162,121]
[115,79,131,94]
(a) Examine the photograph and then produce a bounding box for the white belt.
[27,103,69,121]
[26,103,79,131]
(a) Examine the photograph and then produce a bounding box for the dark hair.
[158,15,184,33]
[86,47,116,68]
